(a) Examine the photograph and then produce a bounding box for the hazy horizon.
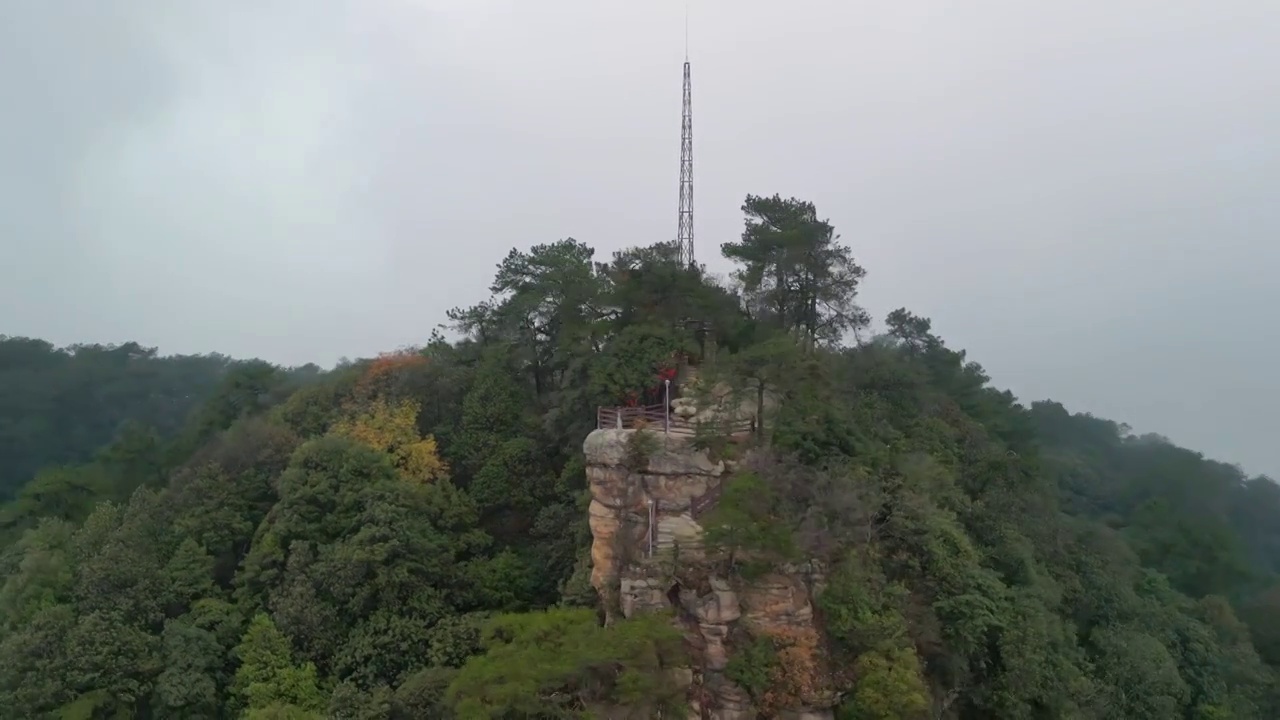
[2,1,1277,477]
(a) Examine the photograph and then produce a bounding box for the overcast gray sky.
[1,1,1278,476]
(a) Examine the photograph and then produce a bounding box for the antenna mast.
[676,18,695,269]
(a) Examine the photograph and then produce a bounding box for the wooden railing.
[595,403,756,437]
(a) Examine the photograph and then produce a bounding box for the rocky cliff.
[584,428,838,720]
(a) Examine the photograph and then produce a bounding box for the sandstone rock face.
[586,430,721,593]
[584,428,836,720]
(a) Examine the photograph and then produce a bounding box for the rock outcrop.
[669,370,780,431]
[585,428,838,720]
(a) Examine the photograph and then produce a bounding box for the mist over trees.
[2,195,1279,718]
[0,339,239,500]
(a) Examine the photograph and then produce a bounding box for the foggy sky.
[2,1,1278,477]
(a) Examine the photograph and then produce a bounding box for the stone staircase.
[679,363,701,393]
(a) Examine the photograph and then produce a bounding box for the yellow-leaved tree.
[332,397,448,483]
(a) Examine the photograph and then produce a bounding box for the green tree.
[152,619,226,718]
[448,239,605,401]
[721,195,869,347]
[840,646,930,720]
[702,471,796,574]
[231,613,326,716]
[446,608,686,718]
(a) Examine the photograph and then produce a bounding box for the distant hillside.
[0,338,240,499]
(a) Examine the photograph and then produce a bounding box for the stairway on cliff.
[677,362,700,397]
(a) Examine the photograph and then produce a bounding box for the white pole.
[648,499,655,557]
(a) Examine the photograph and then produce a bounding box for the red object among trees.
[647,359,679,406]
[616,356,681,409]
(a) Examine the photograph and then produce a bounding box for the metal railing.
[597,403,670,430]
[595,403,755,437]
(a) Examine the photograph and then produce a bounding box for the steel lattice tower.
[676,59,695,269]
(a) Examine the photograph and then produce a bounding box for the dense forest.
[3,193,1280,719]
[0,340,246,501]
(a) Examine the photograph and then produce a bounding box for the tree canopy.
[1,194,1279,718]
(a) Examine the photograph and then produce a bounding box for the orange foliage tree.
[758,626,833,716]
[351,350,430,406]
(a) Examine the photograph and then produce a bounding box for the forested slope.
[0,338,248,500]
[1,194,1277,719]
